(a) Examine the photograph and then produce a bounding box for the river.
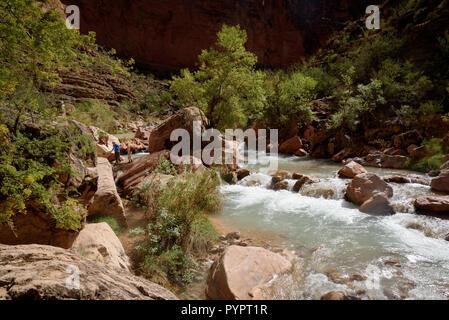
[208,151,449,300]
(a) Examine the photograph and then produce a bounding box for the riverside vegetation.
[1,0,449,295]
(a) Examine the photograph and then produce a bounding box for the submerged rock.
[292,175,320,192]
[206,245,292,300]
[345,173,393,206]
[0,244,177,300]
[269,169,292,180]
[273,180,289,191]
[301,185,337,199]
[320,291,360,300]
[383,175,430,186]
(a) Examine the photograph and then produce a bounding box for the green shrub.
[261,70,316,127]
[374,59,433,105]
[129,227,145,237]
[154,155,178,176]
[88,216,122,236]
[328,79,386,131]
[0,125,85,232]
[70,99,118,133]
[407,138,446,172]
[136,170,220,285]
[302,65,339,98]
[352,36,404,83]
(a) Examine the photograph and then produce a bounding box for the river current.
[215,151,449,300]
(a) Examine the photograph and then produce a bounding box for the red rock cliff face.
[61,0,377,73]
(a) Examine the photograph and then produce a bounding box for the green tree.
[170,25,266,130]
[262,70,317,127]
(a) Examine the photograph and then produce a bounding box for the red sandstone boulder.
[0,201,86,249]
[407,145,431,159]
[338,161,367,179]
[279,136,303,155]
[332,148,352,162]
[0,244,177,300]
[345,173,393,206]
[71,222,131,271]
[360,194,395,216]
[364,153,408,169]
[135,126,151,140]
[148,107,208,153]
[430,170,449,193]
[117,150,170,196]
[88,158,128,228]
[236,168,250,180]
[383,175,430,186]
[393,130,422,149]
[414,196,449,215]
[205,246,292,300]
[89,126,120,162]
[321,291,359,300]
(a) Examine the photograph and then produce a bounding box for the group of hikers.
[111,141,136,165]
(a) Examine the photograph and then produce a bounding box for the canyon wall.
[61,0,378,73]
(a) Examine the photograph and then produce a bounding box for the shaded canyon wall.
[61,0,379,73]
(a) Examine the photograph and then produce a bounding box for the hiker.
[127,141,134,163]
[111,142,121,164]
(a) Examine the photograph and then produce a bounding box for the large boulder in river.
[338,161,367,178]
[414,196,449,215]
[88,158,127,228]
[148,107,208,153]
[430,170,449,193]
[71,222,130,271]
[360,194,395,216]
[345,173,393,206]
[0,244,177,300]
[206,246,292,300]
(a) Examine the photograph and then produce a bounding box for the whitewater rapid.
[218,153,449,300]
